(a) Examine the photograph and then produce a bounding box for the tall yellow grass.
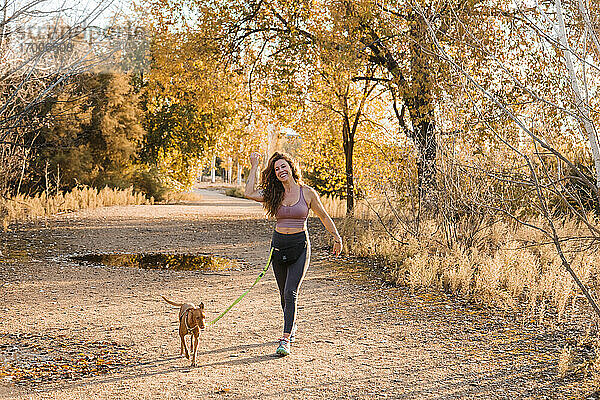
[343,214,600,321]
[0,186,150,229]
[160,191,203,204]
[318,195,373,219]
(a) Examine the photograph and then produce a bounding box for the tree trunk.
[342,113,355,214]
[556,0,600,193]
[228,156,232,184]
[16,148,29,195]
[211,155,216,183]
[407,13,437,211]
[0,0,7,55]
[414,120,436,211]
[45,160,49,196]
[361,15,437,211]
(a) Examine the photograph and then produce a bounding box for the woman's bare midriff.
[275,227,306,234]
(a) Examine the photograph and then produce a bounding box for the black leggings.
[271,230,310,334]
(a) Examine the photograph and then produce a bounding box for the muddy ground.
[0,188,597,399]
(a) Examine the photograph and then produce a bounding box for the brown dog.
[162,296,206,366]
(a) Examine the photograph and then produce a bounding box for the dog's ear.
[199,302,204,309]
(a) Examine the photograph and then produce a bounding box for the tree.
[0,0,138,196]
[300,121,347,198]
[405,0,600,318]
[139,4,260,188]
[554,0,600,190]
[216,0,387,213]
[31,72,145,191]
[198,0,463,212]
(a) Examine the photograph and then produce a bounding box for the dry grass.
[160,191,203,204]
[0,186,150,229]
[318,195,373,219]
[343,213,600,322]
[0,187,206,228]
[558,345,574,378]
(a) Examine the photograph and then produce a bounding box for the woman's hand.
[249,152,261,168]
[332,237,342,256]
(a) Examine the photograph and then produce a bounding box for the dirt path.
[0,189,595,399]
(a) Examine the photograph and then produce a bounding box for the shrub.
[132,167,168,202]
[225,186,245,199]
[343,213,600,321]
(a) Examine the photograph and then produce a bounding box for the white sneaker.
[276,337,291,356]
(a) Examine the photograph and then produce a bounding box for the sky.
[31,0,135,28]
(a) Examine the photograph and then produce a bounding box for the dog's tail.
[161,295,183,307]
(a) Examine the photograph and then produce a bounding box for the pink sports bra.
[275,187,309,230]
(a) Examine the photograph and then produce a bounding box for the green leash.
[208,247,273,325]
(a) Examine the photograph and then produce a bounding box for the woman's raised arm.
[244,152,264,202]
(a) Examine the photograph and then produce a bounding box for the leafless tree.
[0,0,144,197]
[396,0,600,319]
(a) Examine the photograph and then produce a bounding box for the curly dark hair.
[260,152,303,218]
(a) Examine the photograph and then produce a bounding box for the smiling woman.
[244,151,342,356]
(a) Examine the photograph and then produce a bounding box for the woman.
[245,151,342,356]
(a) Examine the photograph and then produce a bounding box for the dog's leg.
[191,333,198,367]
[180,326,189,359]
[178,319,191,359]
[189,335,194,366]
[180,333,188,358]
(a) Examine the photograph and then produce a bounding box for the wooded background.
[2,0,600,344]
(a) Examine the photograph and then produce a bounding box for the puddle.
[69,253,237,271]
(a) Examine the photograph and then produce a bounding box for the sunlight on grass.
[160,191,203,204]
[342,210,600,322]
[0,186,149,229]
[318,195,372,219]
